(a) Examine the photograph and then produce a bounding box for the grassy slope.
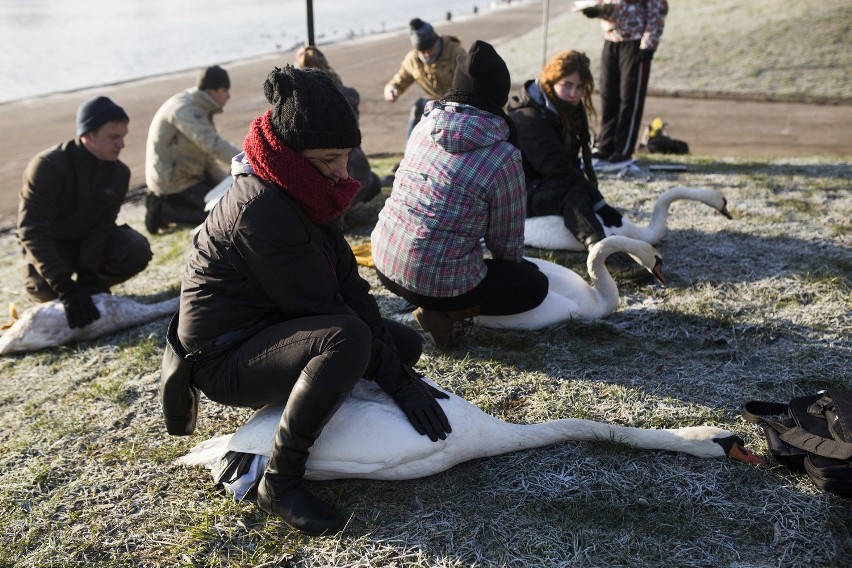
[2,1,852,566]
[501,0,852,101]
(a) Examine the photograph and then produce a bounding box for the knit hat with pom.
[263,65,360,150]
[409,18,438,51]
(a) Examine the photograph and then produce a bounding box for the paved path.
[1,0,850,230]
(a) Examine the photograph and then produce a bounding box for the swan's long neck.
[471,417,726,459]
[585,241,620,316]
[625,186,713,244]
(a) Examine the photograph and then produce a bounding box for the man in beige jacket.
[384,18,466,167]
[144,65,241,234]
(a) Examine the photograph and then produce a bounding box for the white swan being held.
[524,186,731,251]
[179,378,763,497]
[0,294,179,355]
[476,236,664,330]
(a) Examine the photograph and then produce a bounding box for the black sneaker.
[606,252,653,282]
[591,150,610,161]
[144,193,162,235]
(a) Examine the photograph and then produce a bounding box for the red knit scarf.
[243,110,360,224]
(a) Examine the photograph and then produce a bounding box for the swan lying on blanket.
[0,294,179,355]
[476,236,664,330]
[524,186,731,251]
[179,378,763,498]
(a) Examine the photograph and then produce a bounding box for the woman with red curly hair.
[507,50,631,267]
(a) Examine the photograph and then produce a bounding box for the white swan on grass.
[179,378,763,499]
[476,236,664,330]
[0,294,179,355]
[524,186,731,251]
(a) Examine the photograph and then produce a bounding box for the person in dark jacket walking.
[18,96,152,329]
[177,66,451,536]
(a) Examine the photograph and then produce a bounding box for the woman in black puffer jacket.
[176,66,451,536]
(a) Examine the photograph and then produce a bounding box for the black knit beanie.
[75,96,129,136]
[443,40,517,145]
[264,66,361,151]
[409,18,438,51]
[197,65,230,90]
[451,40,511,109]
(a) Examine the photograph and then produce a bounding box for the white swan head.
[666,186,732,221]
[589,236,666,286]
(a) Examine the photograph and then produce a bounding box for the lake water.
[0,0,489,104]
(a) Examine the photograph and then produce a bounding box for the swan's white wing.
[523,216,584,251]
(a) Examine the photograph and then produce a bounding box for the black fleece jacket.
[178,172,411,394]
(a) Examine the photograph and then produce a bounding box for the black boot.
[144,193,163,235]
[256,374,350,536]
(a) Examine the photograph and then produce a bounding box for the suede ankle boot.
[412,305,480,348]
[256,374,350,536]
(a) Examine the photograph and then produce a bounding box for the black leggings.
[192,315,421,407]
[377,258,548,316]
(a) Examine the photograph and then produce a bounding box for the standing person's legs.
[611,40,646,160]
[192,315,372,535]
[596,40,622,158]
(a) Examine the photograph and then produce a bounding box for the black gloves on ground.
[581,6,606,19]
[639,48,655,62]
[54,275,101,329]
[391,376,452,442]
[596,203,624,227]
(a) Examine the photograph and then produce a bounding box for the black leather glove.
[581,5,606,19]
[639,48,655,62]
[54,275,101,329]
[391,377,452,442]
[596,203,624,227]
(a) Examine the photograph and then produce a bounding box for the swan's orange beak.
[728,442,768,467]
[719,198,733,219]
[652,257,666,287]
[714,435,768,467]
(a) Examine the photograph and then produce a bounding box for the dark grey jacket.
[18,139,130,287]
[178,167,409,393]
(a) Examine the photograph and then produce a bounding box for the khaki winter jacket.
[145,88,240,196]
[384,36,466,100]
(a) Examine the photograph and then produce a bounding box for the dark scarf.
[550,96,597,188]
[243,110,360,224]
[443,89,518,147]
